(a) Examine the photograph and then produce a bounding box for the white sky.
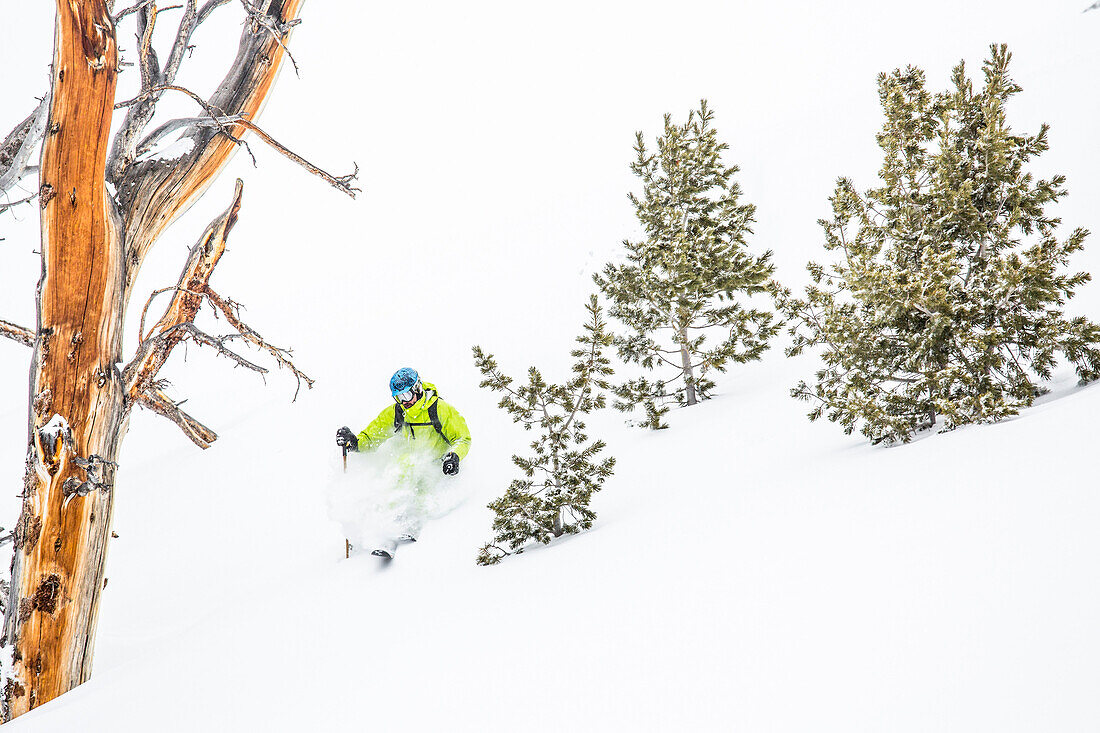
[2,0,1099,415]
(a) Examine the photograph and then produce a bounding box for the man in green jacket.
[335,367,471,472]
[334,368,471,557]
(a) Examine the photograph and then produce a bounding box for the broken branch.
[162,1,198,87]
[122,180,243,397]
[137,285,201,343]
[121,177,315,405]
[123,323,267,399]
[0,97,49,198]
[137,5,163,92]
[231,118,359,196]
[0,319,34,347]
[137,387,218,448]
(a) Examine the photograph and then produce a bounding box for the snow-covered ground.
[4,355,1100,732]
[3,1,1100,731]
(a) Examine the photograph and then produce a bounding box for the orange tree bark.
[2,0,124,717]
[2,0,311,719]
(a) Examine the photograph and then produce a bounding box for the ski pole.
[342,443,350,558]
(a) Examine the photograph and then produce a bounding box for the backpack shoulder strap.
[393,404,404,433]
[427,400,452,446]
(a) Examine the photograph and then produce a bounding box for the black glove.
[442,452,460,476]
[336,426,358,451]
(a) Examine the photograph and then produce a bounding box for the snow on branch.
[135,115,243,160]
[113,0,340,264]
[109,0,236,184]
[112,83,255,181]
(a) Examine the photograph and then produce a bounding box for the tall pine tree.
[595,101,778,429]
[784,45,1100,444]
[473,296,616,565]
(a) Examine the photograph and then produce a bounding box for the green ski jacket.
[355,382,471,461]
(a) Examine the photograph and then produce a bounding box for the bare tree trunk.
[678,327,697,406]
[1,0,341,719]
[3,0,125,716]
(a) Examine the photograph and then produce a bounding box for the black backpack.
[393,389,451,446]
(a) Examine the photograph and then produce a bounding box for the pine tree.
[473,296,616,565]
[595,100,778,429]
[784,45,1100,444]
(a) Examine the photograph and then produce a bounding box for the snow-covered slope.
[5,352,1100,732]
[3,1,1100,731]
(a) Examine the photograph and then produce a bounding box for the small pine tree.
[595,100,778,429]
[473,295,616,565]
[784,45,1100,444]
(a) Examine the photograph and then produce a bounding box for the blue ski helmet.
[390,368,420,397]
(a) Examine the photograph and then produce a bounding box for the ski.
[371,539,398,558]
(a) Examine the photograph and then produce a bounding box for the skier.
[335,368,471,558]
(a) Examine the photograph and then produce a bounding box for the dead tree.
[0,0,356,719]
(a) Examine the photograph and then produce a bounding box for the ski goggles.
[393,382,421,404]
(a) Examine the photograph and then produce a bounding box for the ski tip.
[371,549,394,559]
